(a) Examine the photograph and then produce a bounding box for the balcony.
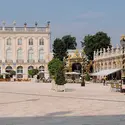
[27,59,35,63]
[5,60,13,63]
[16,59,24,64]
[38,59,45,63]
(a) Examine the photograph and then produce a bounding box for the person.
[103,75,107,86]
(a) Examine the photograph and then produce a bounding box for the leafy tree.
[62,35,77,49]
[55,65,66,85]
[48,58,63,79]
[28,68,39,78]
[10,70,16,78]
[84,73,90,81]
[53,38,67,61]
[83,31,111,60]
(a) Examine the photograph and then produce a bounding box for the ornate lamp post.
[120,36,125,90]
[81,50,88,86]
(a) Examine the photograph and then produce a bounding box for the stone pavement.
[0,82,125,125]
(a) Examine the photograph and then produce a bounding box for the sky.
[0,0,125,48]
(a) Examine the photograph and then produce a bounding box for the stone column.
[12,37,16,63]
[34,37,38,63]
[2,37,5,62]
[24,37,27,63]
[23,65,28,79]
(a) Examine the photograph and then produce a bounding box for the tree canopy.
[53,38,67,61]
[48,58,63,78]
[82,31,111,60]
[53,35,77,61]
[55,65,66,85]
[62,35,77,49]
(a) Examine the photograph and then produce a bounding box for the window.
[18,39,22,45]
[39,38,44,45]
[39,49,44,60]
[17,48,23,60]
[39,66,44,71]
[17,66,23,73]
[7,38,11,45]
[29,38,33,45]
[6,49,12,60]
[6,66,12,73]
[28,49,34,60]
[28,66,34,70]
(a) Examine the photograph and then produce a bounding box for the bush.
[10,70,16,78]
[55,66,66,85]
[48,58,63,79]
[84,73,90,81]
[0,75,3,79]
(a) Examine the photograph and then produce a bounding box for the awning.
[91,68,121,76]
[65,72,80,75]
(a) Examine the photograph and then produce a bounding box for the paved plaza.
[0,82,125,125]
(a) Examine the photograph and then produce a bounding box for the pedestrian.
[103,75,107,86]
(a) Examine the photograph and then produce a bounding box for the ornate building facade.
[0,21,51,78]
[93,44,123,78]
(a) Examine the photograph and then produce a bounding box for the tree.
[83,31,111,60]
[48,58,63,79]
[9,70,16,78]
[62,35,77,49]
[28,68,39,78]
[55,65,66,85]
[53,38,67,61]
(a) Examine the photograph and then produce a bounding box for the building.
[0,21,51,79]
[93,44,123,79]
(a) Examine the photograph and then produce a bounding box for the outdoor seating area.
[110,83,122,92]
[0,78,31,82]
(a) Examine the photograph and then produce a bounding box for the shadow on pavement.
[0,111,125,125]
[0,91,125,103]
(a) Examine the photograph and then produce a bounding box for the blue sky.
[0,0,125,48]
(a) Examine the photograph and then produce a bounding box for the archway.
[6,66,12,73]
[72,63,82,73]
[17,66,23,78]
[28,66,34,78]
[39,66,45,79]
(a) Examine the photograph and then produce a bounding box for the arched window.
[28,49,34,60]
[29,38,33,45]
[39,66,44,71]
[39,49,44,60]
[18,38,22,45]
[6,49,12,60]
[6,66,12,73]
[7,38,11,45]
[17,66,23,73]
[39,38,44,45]
[17,48,23,60]
[28,66,34,70]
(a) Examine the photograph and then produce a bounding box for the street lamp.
[120,36,125,89]
[81,50,88,86]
